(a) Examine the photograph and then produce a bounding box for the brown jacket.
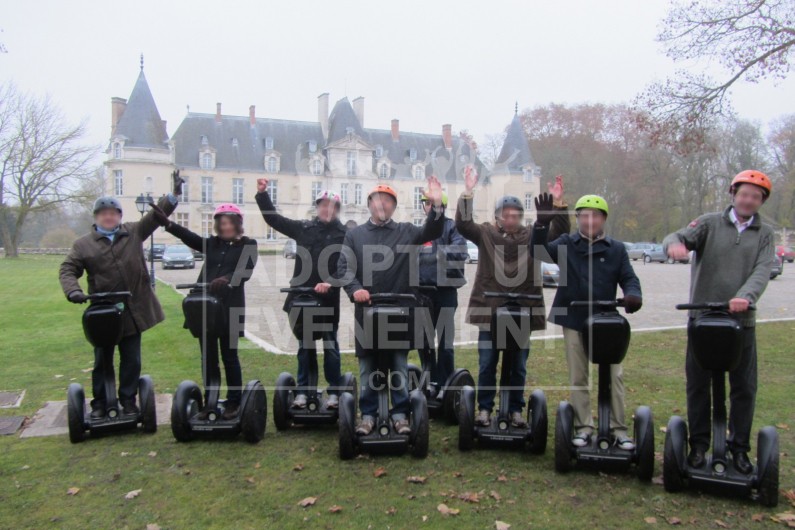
[455,193,570,330]
[59,196,177,337]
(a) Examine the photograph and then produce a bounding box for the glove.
[172,170,185,196]
[149,203,171,228]
[209,277,230,296]
[534,192,555,226]
[624,295,642,314]
[68,290,88,304]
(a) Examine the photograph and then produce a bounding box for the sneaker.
[292,394,308,409]
[326,394,339,409]
[572,432,591,447]
[394,418,411,435]
[475,409,491,427]
[615,436,635,451]
[222,403,240,420]
[120,400,139,416]
[356,416,374,436]
[510,411,528,428]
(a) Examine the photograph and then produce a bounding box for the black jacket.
[255,191,347,322]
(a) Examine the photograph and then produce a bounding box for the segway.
[273,287,357,430]
[338,293,429,459]
[458,292,548,453]
[663,302,779,506]
[554,300,655,481]
[170,283,267,443]
[407,286,474,424]
[66,291,157,444]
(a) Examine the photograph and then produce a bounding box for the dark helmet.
[93,196,122,214]
[494,195,524,216]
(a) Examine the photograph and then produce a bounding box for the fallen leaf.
[714,520,727,528]
[293,464,304,472]
[496,474,508,482]
[422,515,428,522]
[490,490,502,501]
[298,496,316,507]
[328,505,342,513]
[751,513,764,522]
[666,517,681,525]
[374,467,387,478]
[120,452,130,457]
[652,475,664,485]
[776,423,789,430]
[407,476,427,484]
[21,465,29,470]
[81,368,92,373]
[254,462,261,469]
[245,476,255,484]
[438,503,460,516]
[452,471,463,478]
[124,489,142,500]
[496,522,511,530]
[386,506,397,515]
[54,374,64,378]
[66,487,80,496]
[659,426,667,433]
[146,525,161,530]
[147,451,157,457]
[644,516,657,524]
[459,491,480,503]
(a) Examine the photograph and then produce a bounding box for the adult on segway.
[59,171,182,427]
[256,179,347,411]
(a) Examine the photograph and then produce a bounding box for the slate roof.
[113,70,168,148]
[495,113,534,172]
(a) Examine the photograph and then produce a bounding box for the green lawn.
[0,255,792,529]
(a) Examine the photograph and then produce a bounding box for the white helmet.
[315,189,342,207]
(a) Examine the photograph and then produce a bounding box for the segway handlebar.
[365,293,418,303]
[87,291,131,300]
[280,287,318,294]
[483,291,543,301]
[175,283,209,290]
[570,299,625,308]
[676,302,756,311]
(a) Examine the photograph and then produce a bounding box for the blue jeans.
[427,287,458,387]
[476,330,529,414]
[358,350,409,420]
[297,329,342,395]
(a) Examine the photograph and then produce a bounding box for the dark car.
[771,254,784,280]
[162,244,195,270]
[145,243,165,261]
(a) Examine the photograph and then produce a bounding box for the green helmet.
[575,194,608,216]
[421,191,448,207]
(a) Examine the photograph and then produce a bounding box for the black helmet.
[494,195,524,216]
[93,196,122,214]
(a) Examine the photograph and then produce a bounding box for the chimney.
[111,97,127,137]
[215,102,222,123]
[161,120,168,137]
[352,96,365,127]
[249,105,256,126]
[442,123,452,149]
[318,93,329,138]
[391,119,400,142]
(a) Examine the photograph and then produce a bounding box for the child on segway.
[531,192,643,451]
[59,171,182,420]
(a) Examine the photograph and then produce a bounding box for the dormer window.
[231,138,239,148]
[379,163,389,179]
[265,136,274,150]
[113,142,122,159]
[409,148,417,162]
[375,145,383,158]
[414,166,424,179]
[201,135,208,146]
[346,126,354,136]
[311,159,323,176]
[267,156,279,173]
[200,152,214,170]
[309,140,317,153]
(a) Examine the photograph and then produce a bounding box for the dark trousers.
[476,330,529,414]
[297,329,342,395]
[357,350,410,420]
[426,287,458,387]
[686,325,758,453]
[203,334,243,405]
[91,333,141,408]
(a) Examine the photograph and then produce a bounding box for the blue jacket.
[418,217,468,288]
[531,226,642,331]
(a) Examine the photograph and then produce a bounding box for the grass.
[0,255,792,529]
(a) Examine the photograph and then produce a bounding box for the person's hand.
[728,297,750,313]
[547,175,564,204]
[353,289,370,304]
[534,192,555,226]
[149,203,171,228]
[256,178,269,193]
[464,165,479,194]
[68,290,88,304]
[314,282,331,294]
[209,277,230,296]
[624,295,643,314]
[172,170,185,196]
[666,242,689,260]
[421,175,443,208]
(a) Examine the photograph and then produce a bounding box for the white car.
[466,241,478,264]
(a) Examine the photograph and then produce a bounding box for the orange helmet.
[368,184,398,203]
[730,170,772,198]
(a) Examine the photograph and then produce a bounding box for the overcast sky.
[2,0,793,156]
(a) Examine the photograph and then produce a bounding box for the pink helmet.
[213,203,243,219]
[315,189,342,207]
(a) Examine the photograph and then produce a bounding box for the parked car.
[623,242,634,252]
[627,242,654,261]
[162,244,195,269]
[771,254,784,280]
[466,241,478,264]
[776,245,795,263]
[145,243,165,261]
[541,261,560,287]
[642,244,690,264]
[192,249,205,261]
[283,239,297,259]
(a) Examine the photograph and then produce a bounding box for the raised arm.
[165,222,205,252]
[663,214,710,259]
[455,165,483,245]
[255,178,305,240]
[137,170,183,239]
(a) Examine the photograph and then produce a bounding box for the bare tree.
[0,83,98,257]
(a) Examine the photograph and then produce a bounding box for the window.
[309,140,317,153]
[414,187,424,210]
[201,153,213,169]
[265,136,274,150]
[201,214,213,237]
[414,166,424,180]
[312,159,322,176]
[267,156,278,173]
[113,170,123,196]
[354,183,363,205]
[266,226,276,240]
[379,164,389,179]
[267,180,278,204]
[525,193,534,211]
[375,144,383,158]
[409,148,417,162]
[233,178,244,205]
[311,181,322,200]
[144,176,153,194]
[176,212,189,228]
[180,175,190,202]
[340,183,348,204]
[347,151,357,177]
[113,143,121,159]
[523,168,533,183]
[201,135,208,146]
[201,176,213,204]
[231,138,239,148]
[413,218,425,227]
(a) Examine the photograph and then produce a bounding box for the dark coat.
[165,222,258,336]
[59,195,177,337]
[531,227,642,330]
[255,191,346,323]
[418,217,468,288]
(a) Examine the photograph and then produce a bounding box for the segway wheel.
[634,406,654,481]
[554,401,574,473]
[663,416,687,493]
[241,381,267,444]
[338,392,357,460]
[138,375,157,434]
[527,389,548,455]
[756,426,779,507]
[407,363,424,394]
[409,389,429,458]
[340,372,358,405]
[273,372,295,431]
[443,370,474,425]
[67,383,86,444]
[171,380,202,442]
[458,385,476,451]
